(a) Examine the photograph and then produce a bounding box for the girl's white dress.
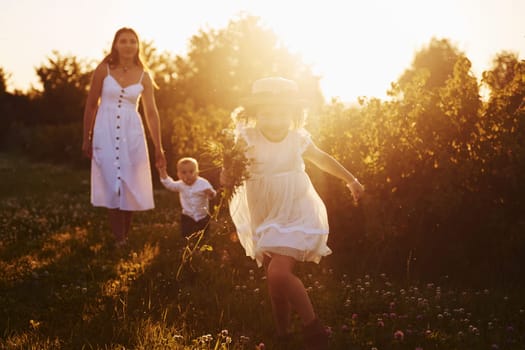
[91,66,153,210]
[230,126,332,266]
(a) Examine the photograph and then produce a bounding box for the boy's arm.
[204,188,217,199]
[200,178,217,199]
[160,175,181,192]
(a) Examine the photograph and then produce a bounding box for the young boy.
[159,157,216,237]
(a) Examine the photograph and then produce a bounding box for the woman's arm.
[303,142,364,201]
[141,72,166,170]
[82,64,105,158]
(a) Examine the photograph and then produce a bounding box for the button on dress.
[91,66,153,210]
[230,126,332,267]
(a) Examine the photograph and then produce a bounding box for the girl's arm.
[141,72,166,171]
[220,168,233,187]
[303,142,364,201]
[82,64,105,159]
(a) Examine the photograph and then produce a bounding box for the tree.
[34,51,93,124]
[480,53,525,218]
[314,38,491,280]
[0,68,37,150]
[0,67,8,94]
[0,68,12,146]
[170,14,323,111]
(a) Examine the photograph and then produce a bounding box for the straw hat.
[240,77,307,107]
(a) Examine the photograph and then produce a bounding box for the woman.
[82,27,166,247]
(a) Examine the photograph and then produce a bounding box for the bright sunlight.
[1,0,523,102]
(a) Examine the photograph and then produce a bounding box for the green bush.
[6,122,85,167]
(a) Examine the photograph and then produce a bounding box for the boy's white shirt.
[160,176,216,221]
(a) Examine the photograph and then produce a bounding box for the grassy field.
[0,153,524,349]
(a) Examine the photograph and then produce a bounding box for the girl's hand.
[220,168,233,187]
[346,180,365,202]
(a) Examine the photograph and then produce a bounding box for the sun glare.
[243,0,472,101]
[1,0,523,102]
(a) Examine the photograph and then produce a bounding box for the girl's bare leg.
[264,254,316,334]
[264,255,292,335]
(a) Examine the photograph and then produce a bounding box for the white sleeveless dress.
[229,126,332,267]
[90,65,153,210]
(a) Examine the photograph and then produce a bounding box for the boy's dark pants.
[181,214,210,237]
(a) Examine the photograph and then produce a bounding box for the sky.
[1,0,524,102]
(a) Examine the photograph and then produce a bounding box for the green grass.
[0,153,524,349]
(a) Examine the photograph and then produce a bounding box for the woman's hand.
[82,138,92,159]
[155,149,167,170]
[346,179,365,202]
[158,166,168,179]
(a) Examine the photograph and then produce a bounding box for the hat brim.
[240,94,308,107]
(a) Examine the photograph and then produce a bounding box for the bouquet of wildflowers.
[205,127,252,205]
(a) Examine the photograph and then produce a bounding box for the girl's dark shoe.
[303,318,329,350]
[114,237,128,249]
[273,332,295,350]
